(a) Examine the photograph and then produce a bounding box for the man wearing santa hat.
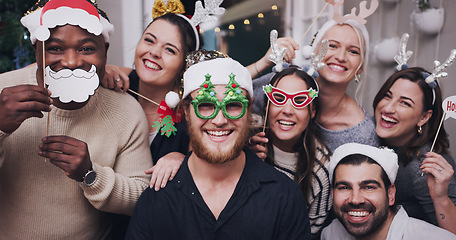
[0,0,152,238]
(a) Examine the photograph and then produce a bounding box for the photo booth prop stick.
[127,89,160,106]
[298,0,335,45]
[421,50,456,176]
[262,32,327,133]
[20,0,115,160]
[127,89,181,137]
[422,95,456,175]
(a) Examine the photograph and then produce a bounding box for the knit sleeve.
[308,156,332,235]
[0,131,9,168]
[411,153,456,225]
[445,155,456,205]
[80,89,153,216]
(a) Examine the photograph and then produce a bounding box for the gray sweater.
[316,109,380,153]
[393,144,456,226]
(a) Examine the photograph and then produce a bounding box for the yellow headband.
[152,0,185,19]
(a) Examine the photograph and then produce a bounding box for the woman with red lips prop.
[248,40,331,237]
[372,35,456,234]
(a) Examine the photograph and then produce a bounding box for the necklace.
[318,94,347,125]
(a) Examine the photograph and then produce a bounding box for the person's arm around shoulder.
[246,37,299,78]
[145,151,185,191]
[101,64,132,92]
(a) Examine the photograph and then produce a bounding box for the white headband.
[330,143,399,184]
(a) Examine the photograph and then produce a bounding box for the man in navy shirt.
[126,50,311,240]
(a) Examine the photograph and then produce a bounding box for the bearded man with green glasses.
[126,50,311,240]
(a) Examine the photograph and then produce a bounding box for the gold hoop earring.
[355,74,361,83]
[417,125,422,135]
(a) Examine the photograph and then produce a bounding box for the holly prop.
[152,100,182,137]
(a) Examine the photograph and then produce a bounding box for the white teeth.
[382,115,397,123]
[278,120,295,126]
[329,64,345,71]
[348,211,369,217]
[207,130,230,137]
[145,61,160,70]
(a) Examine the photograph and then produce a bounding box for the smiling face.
[317,24,363,86]
[35,24,108,109]
[374,78,432,147]
[134,19,184,88]
[333,162,395,237]
[268,75,315,151]
[186,85,251,164]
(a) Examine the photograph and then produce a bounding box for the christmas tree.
[0,0,37,74]
[195,73,218,102]
[224,73,246,102]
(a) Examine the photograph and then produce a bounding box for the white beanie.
[330,143,399,184]
[183,57,253,99]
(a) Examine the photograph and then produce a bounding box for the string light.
[228,24,235,29]
[244,19,251,32]
[258,13,264,18]
[271,5,278,10]
[215,27,221,32]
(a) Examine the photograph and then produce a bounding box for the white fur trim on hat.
[20,1,114,44]
[329,143,399,184]
[182,58,253,99]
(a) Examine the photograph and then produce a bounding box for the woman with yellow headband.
[101,0,204,190]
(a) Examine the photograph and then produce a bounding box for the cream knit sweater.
[0,65,152,239]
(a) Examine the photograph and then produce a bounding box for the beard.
[188,113,251,164]
[335,200,390,238]
[45,64,99,103]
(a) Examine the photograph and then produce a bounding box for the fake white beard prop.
[45,65,99,103]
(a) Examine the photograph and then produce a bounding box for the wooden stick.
[43,41,49,163]
[127,89,160,106]
[430,112,446,153]
[298,2,330,44]
[262,100,270,133]
[422,112,446,176]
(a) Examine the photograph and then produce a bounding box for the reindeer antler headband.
[152,0,225,50]
[261,30,328,132]
[302,0,379,64]
[269,29,328,91]
[394,33,456,105]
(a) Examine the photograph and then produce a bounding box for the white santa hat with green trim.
[182,58,253,99]
[20,0,114,44]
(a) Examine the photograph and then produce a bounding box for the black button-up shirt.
[126,148,311,240]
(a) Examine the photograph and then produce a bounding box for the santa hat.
[183,57,253,99]
[21,0,114,44]
[329,143,399,184]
